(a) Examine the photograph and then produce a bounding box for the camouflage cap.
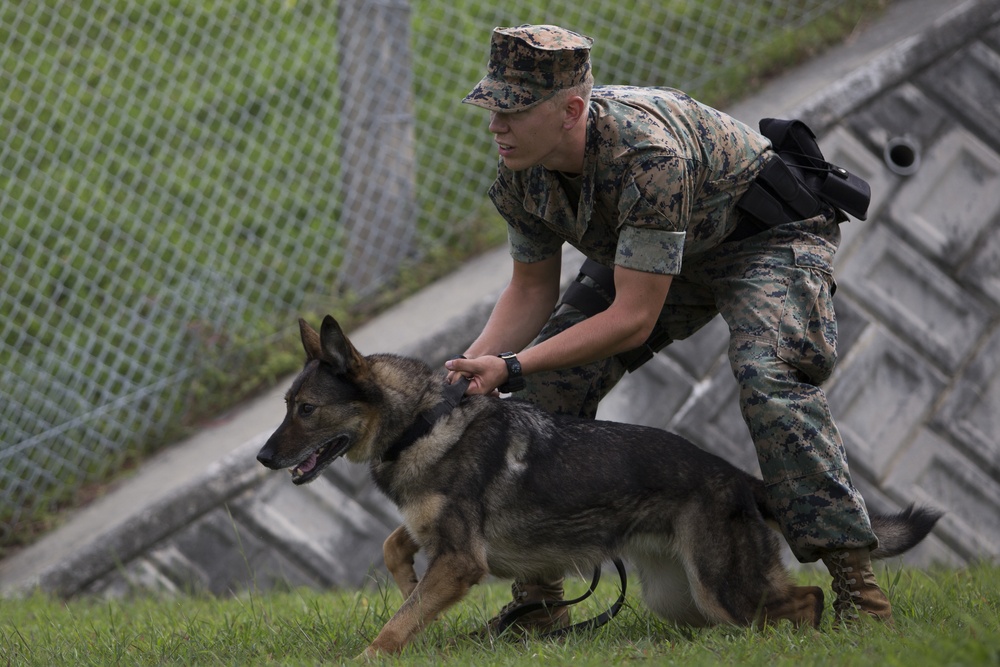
[463,24,594,112]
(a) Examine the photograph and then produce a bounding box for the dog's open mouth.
[290,435,350,485]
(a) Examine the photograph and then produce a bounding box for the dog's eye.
[299,404,315,416]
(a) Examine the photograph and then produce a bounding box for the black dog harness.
[381,376,470,462]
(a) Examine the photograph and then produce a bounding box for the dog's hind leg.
[363,550,487,657]
[672,506,817,628]
[629,548,712,626]
[383,525,421,599]
[759,585,824,628]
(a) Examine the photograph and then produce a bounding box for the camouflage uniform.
[465,26,876,564]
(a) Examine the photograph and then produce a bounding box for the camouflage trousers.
[518,211,878,563]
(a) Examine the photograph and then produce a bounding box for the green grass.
[2,564,998,665]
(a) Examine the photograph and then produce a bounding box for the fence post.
[336,0,416,293]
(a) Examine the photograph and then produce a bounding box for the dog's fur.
[257,315,940,657]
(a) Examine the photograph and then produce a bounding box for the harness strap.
[559,260,615,318]
[381,376,470,462]
[492,558,629,638]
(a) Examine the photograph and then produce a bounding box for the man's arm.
[449,254,562,393]
[517,264,672,373]
[447,263,672,394]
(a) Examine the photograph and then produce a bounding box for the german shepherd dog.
[257,315,939,657]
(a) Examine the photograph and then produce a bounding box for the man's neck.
[541,108,590,174]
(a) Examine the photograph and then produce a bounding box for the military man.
[446,24,892,632]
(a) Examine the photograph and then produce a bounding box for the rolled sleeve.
[507,223,563,263]
[614,156,691,274]
[616,225,685,274]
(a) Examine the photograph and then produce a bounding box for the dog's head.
[256,315,376,484]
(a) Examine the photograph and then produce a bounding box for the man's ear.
[562,95,587,129]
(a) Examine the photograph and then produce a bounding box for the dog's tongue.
[298,452,318,474]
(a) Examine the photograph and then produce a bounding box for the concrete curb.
[790,0,1000,132]
[28,438,268,596]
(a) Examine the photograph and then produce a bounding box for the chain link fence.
[1,0,881,546]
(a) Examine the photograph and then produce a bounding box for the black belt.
[724,155,823,244]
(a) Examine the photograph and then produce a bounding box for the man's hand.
[445,355,508,395]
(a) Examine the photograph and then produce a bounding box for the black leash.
[492,558,628,638]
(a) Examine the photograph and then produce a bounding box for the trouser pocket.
[776,245,838,385]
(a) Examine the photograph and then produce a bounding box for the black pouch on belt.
[735,157,822,230]
[758,117,871,221]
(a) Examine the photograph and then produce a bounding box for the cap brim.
[462,75,552,112]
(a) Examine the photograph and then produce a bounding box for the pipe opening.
[884,136,921,176]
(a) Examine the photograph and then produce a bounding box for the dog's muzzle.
[256,434,351,485]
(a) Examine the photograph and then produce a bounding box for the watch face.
[498,352,525,392]
[500,353,520,373]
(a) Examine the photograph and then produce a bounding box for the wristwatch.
[496,352,525,393]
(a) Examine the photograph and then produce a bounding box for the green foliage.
[1,564,998,665]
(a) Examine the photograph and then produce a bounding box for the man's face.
[488,99,567,172]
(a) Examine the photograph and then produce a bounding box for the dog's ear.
[299,318,323,362]
[318,314,366,376]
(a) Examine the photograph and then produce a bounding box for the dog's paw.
[355,646,378,662]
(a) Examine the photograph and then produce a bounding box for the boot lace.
[828,551,862,620]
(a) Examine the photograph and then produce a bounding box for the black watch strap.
[497,352,525,393]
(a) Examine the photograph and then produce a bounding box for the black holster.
[730,118,871,242]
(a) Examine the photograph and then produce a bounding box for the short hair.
[551,80,593,108]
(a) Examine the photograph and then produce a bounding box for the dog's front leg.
[362,550,487,658]
[383,525,421,599]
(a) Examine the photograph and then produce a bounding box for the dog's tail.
[869,505,942,559]
[752,479,941,558]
